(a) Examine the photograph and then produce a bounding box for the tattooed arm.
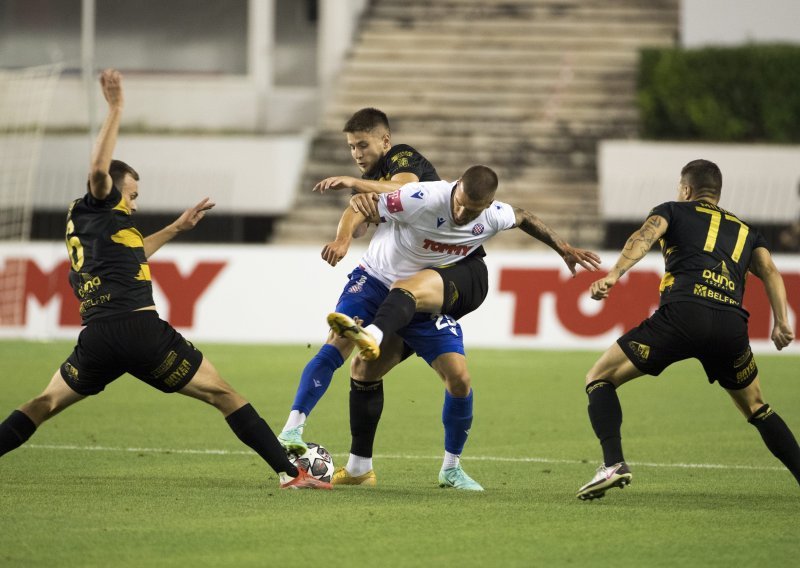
[513,207,602,276]
[590,214,668,300]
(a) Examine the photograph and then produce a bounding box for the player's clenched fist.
[100,68,123,108]
[321,239,350,267]
[590,275,617,300]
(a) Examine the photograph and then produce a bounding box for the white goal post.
[0,63,62,326]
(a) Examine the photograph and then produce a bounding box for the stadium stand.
[273,0,679,248]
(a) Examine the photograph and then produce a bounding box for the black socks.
[371,288,417,338]
[349,378,384,458]
[226,404,297,477]
[0,410,37,458]
[749,404,800,485]
[586,380,625,466]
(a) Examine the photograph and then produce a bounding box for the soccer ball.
[290,443,334,482]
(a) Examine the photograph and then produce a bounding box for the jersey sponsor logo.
[153,350,178,379]
[390,150,413,162]
[347,274,368,294]
[702,268,735,291]
[472,224,485,235]
[79,294,112,314]
[627,341,651,361]
[735,357,757,383]
[693,283,739,305]
[386,190,403,213]
[411,190,424,199]
[164,358,193,387]
[77,274,103,298]
[732,347,752,368]
[422,239,470,256]
[62,362,79,380]
[436,217,446,228]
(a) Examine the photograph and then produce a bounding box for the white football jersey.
[359,180,516,287]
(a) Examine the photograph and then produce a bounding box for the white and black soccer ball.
[290,443,334,483]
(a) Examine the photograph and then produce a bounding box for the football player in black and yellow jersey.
[577,159,799,500]
[0,69,330,489]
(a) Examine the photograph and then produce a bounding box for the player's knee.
[585,365,619,386]
[444,372,471,397]
[351,355,383,382]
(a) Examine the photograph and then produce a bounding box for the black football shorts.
[60,310,203,395]
[430,253,489,320]
[617,301,758,390]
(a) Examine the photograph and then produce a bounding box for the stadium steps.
[271,0,678,249]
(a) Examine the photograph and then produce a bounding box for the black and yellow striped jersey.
[650,200,769,317]
[65,186,155,324]
[364,144,440,182]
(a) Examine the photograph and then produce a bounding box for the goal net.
[0,63,62,325]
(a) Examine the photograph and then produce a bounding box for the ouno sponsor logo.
[702,269,735,291]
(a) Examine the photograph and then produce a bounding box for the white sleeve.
[377,184,428,224]
[488,201,517,232]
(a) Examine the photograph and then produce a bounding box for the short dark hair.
[680,159,721,199]
[461,165,498,200]
[109,159,139,189]
[343,108,390,134]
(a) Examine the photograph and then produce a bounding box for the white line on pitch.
[23,443,786,472]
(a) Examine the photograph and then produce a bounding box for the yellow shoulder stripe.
[136,263,152,281]
[111,227,144,249]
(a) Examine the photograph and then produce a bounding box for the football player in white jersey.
[324,165,601,489]
[279,109,482,488]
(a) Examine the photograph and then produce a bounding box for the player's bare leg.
[390,269,445,312]
[180,357,332,489]
[431,353,483,491]
[0,370,86,458]
[19,369,86,426]
[726,376,800,485]
[332,335,405,486]
[578,343,643,500]
[357,269,445,350]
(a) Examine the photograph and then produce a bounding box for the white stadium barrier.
[1,243,797,354]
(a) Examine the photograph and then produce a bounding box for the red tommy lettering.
[420,239,470,256]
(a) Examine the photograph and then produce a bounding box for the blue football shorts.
[334,266,464,365]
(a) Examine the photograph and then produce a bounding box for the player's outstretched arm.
[512,207,602,276]
[88,69,124,201]
[313,170,420,194]
[313,176,404,194]
[749,247,794,350]
[143,198,215,259]
[321,207,368,267]
[591,214,667,300]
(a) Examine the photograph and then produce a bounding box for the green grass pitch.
[1,341,798,567]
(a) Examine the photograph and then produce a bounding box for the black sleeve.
[85,185,123,209]
[385,145,426,179]
[752,228,771,252]
[648,201,673,224]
